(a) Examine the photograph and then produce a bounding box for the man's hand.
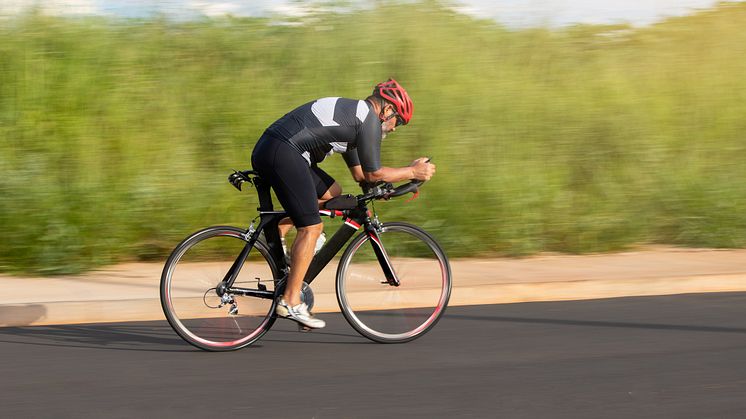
[410,157,435,181]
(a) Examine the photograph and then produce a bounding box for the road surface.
[1,292,745,418]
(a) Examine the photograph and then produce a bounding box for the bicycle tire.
[160,226,279,351]
[336,222,452,343]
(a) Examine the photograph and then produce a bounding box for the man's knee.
[297,223,323,235]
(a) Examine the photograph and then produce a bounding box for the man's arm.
[363,166,416,183]
[348,165,366,183]
[350,158,435,184]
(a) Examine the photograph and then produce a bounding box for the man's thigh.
[252,140,321,227]
[310,165,340,200]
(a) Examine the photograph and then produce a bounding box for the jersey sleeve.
[355,111,382,172]
[341,148,361,168]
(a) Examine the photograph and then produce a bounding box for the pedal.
[298,324,312,332]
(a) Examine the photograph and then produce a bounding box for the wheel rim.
[339,225,450,341]
[163,230,276,348]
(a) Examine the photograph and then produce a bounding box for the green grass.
[1,2,746,274]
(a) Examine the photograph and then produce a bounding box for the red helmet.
[373,78,413,125]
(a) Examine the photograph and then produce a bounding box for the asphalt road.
[2,293,746,418]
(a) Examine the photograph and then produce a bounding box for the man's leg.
[283,222,324,306]
[252,138,325,328]
[319,181,342,203]
[278,181,342,241]
[278,218,294,238]
[275,219,326,329]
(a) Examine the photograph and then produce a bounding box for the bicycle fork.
[300,213,400,288]
[367,228,401,287]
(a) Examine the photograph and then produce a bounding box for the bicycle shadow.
[0,322,195,352]
[261,326,370,345]
[0,317,370,352]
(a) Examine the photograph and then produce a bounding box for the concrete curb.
[2,273,744,328]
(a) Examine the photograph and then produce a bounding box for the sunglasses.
[382,109,404,127]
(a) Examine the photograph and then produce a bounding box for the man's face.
[381,105,401,138]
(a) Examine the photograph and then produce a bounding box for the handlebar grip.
[388,182,419,198]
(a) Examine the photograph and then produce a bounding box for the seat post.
[253,176,274,212]
[250,174,288,271]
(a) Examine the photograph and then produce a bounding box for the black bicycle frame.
[218,175,399,299]
[303,205,399,286]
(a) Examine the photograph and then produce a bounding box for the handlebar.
[358,179,425,202]
[230,159,430,205]
[358,157,431,203]
[388,180,423,198]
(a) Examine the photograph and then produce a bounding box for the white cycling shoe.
[275,298,326,329]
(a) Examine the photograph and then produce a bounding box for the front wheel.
[160,226,279,351]
[336,222,452,343]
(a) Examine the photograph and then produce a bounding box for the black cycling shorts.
[251,135,336,227]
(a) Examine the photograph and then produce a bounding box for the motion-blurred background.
[1,0,745,275]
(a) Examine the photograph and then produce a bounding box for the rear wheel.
[160,226,279,351]
[336,222,451,343]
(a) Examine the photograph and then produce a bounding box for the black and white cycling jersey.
[263,97,383,172]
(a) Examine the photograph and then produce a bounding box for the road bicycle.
[160,169,452,351]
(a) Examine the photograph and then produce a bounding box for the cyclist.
[251,78,435,329]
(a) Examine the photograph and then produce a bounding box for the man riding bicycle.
[251,79,435,329]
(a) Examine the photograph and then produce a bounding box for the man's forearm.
[363,166,415,183]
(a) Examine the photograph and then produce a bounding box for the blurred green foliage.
[1,2,746,274]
